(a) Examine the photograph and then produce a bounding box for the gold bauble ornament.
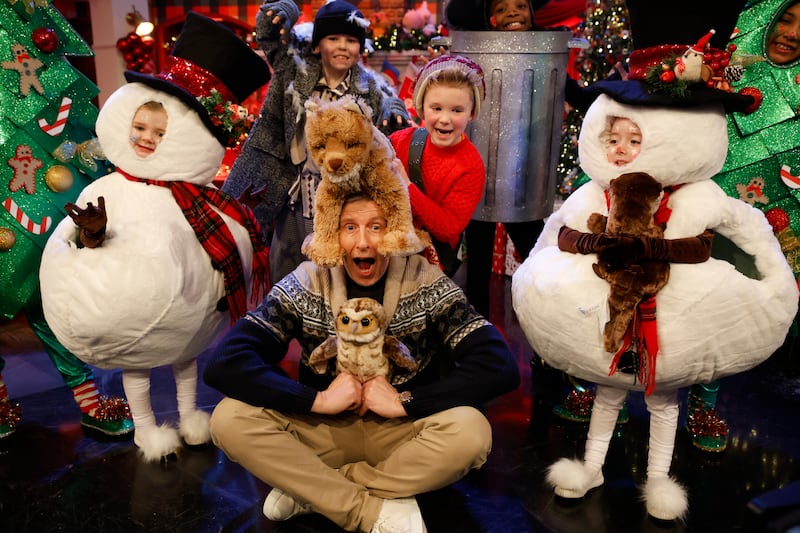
[45,165,74,192]
[0,227,16,251]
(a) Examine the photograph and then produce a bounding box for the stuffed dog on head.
[302,96,426,267]
[588,172,669,353]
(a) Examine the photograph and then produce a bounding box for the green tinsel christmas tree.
[0,0,111,319]
[556,0,630,198]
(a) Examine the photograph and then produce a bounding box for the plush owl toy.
[308,297,418,382]
[512,0,797,521]
[40,14,270,462]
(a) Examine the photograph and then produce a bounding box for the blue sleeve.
[203,293,319,413]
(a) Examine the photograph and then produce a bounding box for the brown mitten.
[597,237,644,271]
[65,196,107,248]
[599,229,714,267]
[638,229,714,263]
[558,226,633,255]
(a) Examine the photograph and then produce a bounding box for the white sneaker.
[262,488,312,521]
[370,497,427,533]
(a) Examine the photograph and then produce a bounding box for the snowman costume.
[40,13,270,462]
[512,0,797,521]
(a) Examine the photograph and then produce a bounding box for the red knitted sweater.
[390,127,486,248]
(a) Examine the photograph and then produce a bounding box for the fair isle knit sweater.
[204,255,519,418]
[390,127,486,248]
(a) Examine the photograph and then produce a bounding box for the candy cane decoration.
[2,197,51,234]
[38,96,72,136]
[780,164,800,190]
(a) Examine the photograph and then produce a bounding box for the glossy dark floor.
[1,274,799,533]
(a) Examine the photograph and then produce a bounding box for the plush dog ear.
[340,95,374,121]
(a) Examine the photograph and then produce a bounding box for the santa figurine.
[512,0,797,522]
[674,29,715,82]
[39,13,270,462]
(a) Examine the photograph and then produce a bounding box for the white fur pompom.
[642,476,688,521]
[546,458,604,498]
[179,409,211,446]
[135,423,182,463]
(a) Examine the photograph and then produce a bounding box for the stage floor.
[1,274,798,532]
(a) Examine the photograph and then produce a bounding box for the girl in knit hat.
[390,55,487,276]
[223,0,411,284]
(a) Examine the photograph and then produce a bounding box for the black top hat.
[587,0,756,113]
[125,12,270,146]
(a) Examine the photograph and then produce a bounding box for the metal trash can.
[450,30,572,223]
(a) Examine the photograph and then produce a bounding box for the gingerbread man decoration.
[735,176,770,206]
[2,44,45,96]
[7,145,43,195]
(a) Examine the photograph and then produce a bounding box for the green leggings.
[0,296,94,389]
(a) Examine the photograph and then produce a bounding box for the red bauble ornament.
[765,208,790,233]
[660,70,676,83]
[32,27,59,53]
[739,86,763,114]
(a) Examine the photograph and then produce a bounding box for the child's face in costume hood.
[578,95,729,190]
[129,103,167,158]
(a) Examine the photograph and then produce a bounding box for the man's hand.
[359,375,407,418]
[311,372,363,415]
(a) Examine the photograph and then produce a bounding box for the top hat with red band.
[125,12,270,146]
[585,0,756,114]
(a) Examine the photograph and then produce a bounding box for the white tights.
[584,385,679,478]
[121,360,199,429]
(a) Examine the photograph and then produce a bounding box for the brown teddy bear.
[308,297,418,383]
[587,172,670,353]
[301,95,427,267]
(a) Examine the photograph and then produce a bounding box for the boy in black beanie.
[223,0,411,283]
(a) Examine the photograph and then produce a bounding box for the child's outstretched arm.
[256,0,300,49]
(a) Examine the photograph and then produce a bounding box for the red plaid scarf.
[604,184,682,396]
[120,170,269,322]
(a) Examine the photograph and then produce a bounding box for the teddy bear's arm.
[587,212,608,234]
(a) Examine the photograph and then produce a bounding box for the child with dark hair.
[766,0,800,64]
[444,0,565,315]
[446,0,550,31]
[223,0,411,283]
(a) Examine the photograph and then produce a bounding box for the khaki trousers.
[210,397,492,532]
